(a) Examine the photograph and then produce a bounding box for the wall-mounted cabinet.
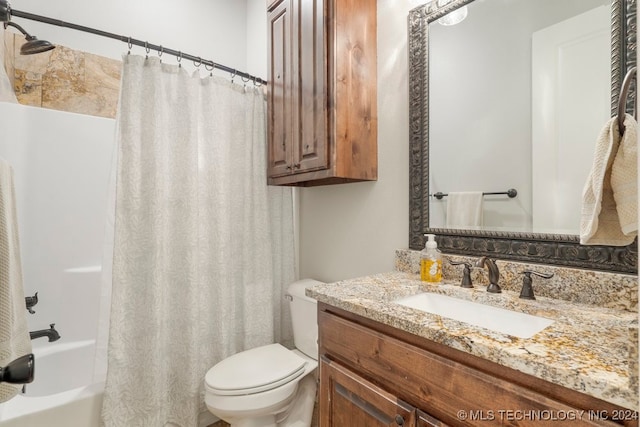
[267,0,377,186]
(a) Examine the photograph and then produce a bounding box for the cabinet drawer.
[319,309,620,426]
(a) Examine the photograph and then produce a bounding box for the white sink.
[394,293,553,339]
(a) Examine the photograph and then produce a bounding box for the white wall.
[8,0,251,77]
[246,0,268,78]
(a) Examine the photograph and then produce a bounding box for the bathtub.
[0,340,105,427]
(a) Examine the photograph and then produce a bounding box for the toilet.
[204,279,322,427]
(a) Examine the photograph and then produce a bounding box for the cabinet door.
[291,0,328,173]
[320,357,416,427]
[267,0,293,177]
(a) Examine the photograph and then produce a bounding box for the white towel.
[446,191,484,228]
[580,114,637,246]
[0,159,32,402]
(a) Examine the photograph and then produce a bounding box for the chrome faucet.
[29,324,61,342]
[475,256,501,293]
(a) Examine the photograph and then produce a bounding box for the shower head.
[4,21,55,55]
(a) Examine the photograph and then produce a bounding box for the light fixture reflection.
[436,0,468,26]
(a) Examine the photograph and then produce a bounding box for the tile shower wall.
[3,32,120,118]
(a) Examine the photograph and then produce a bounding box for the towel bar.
[430,188,517,200]
[617,66,637,135]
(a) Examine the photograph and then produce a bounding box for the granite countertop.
[307,271,639,411]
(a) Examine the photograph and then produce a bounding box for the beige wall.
[298,1,414,283]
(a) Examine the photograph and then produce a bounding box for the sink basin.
[394,293,553,339]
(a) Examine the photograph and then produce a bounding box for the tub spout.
[30,323,61,342]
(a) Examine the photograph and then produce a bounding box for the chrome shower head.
[4,21,55,55]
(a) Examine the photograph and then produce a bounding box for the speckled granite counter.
[307,272,639,411]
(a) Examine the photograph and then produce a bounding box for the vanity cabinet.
[266,0,377,186]
[318,302,637,427]
[321,357,417,426]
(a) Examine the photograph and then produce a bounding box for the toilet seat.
[205,343,307,396]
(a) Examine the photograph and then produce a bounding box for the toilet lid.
[205,343,307,396]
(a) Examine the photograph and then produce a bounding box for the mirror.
[409,0,637,273]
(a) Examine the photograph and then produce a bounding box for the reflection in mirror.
[408,0,637,273]
[428,0,611,235]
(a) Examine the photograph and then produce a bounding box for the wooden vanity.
[310,273,638,426]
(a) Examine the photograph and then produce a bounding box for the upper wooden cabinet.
[267,0,377,186]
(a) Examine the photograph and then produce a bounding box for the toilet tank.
[287,279,323,360]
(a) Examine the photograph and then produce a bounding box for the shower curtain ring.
[158,45,163,62]
[144,41,150,59]
[205,63,215,77]
[177,51,182,67]
[127,37,132,55]
[231,70,236,83]
[193,57,202,68]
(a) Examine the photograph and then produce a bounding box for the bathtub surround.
[0,103,114,426]
[101,55,295,426]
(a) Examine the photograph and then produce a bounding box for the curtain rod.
[7,8,267,86]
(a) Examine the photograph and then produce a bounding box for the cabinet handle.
[293,163,301,169]
[395,414,404,426]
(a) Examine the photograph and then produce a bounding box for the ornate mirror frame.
[408,0,638,274]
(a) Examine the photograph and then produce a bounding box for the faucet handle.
[449,260,473,288]
[519,270,554,300]
[25,292,38,314]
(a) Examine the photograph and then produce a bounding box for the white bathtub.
[0,340,105,427]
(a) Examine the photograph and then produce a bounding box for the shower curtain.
[100,55,295,426]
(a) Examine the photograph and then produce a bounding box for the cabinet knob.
[286,165,292,170]
[395,415,404,425]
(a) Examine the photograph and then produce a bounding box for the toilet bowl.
[204,279,322,427]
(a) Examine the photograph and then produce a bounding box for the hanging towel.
[446,191,484,228]
[0,159,32,402]
[580,114,638,246]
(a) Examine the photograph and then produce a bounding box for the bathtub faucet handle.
[25,292,38,314]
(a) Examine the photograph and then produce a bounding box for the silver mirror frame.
[408,0,637,274]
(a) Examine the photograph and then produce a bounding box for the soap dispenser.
[421,234,442,283]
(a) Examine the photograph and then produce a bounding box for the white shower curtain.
[100,55,295,426]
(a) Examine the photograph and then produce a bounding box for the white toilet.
[204,279,322,427]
